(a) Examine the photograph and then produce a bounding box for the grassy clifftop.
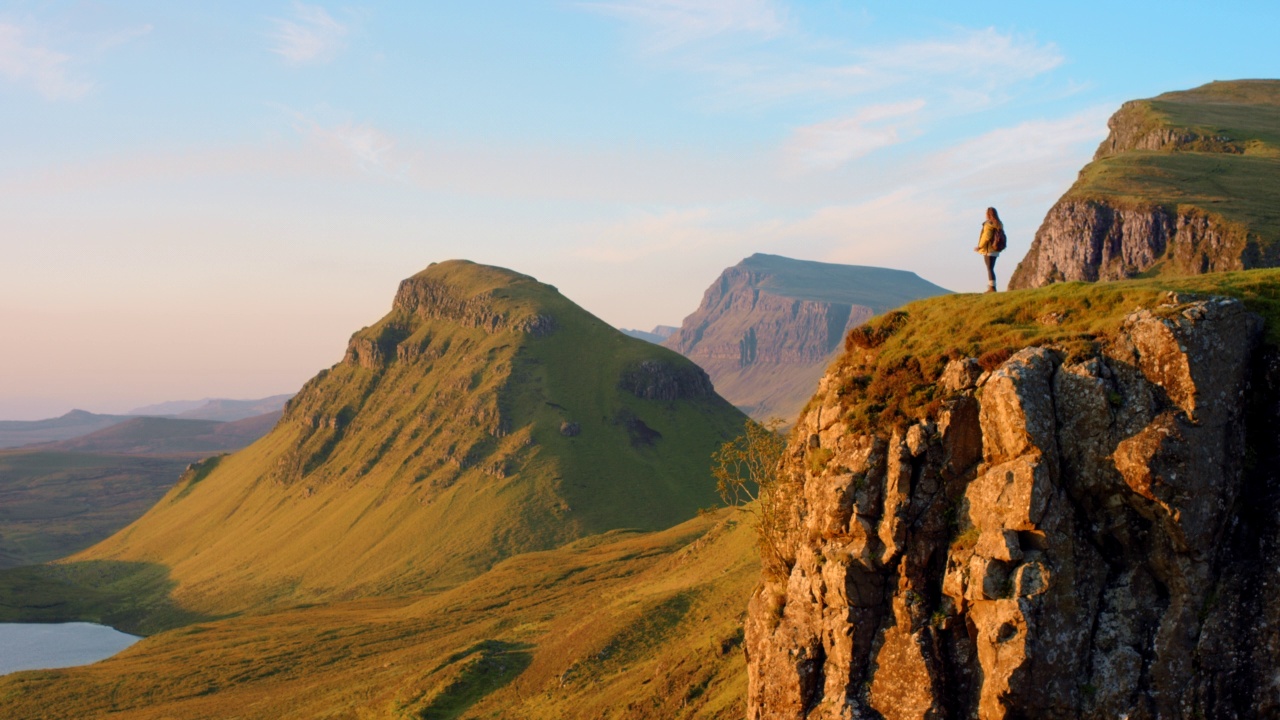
[1012,80,1280,289]
[829,267,1280,434]
[1074,79,1280,254]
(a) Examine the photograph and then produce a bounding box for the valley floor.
[0,510,758,720]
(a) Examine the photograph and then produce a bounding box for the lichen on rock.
[745,295,1277,718]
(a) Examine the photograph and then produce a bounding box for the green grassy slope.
[0,509,759,720]
[31,260,745,617]
[1070,80,1280,261]
[828,267,1280,434]
[0,451,195,569]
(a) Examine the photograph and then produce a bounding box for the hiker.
[975,207,1005,292]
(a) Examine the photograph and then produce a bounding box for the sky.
[2,0,1278,419]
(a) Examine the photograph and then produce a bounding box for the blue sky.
[2,0,1277,418]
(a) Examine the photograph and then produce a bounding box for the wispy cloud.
[310,122,399,173]
[572,207,746,263]
[866,27,1062,84]
[0,22,90,100]
[282,106,405,177]
[269,2,348,66]
[917,107,1111,199]
[782,99,925,171]
[581,0,787,49]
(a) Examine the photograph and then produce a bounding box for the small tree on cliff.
[712,418,791,579]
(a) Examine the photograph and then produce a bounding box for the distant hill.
[42,412,280,455]
[0,410,131,449]
[0,450,195,569]
[663,253,950,422]
[1012,79,1280,288]
[619,325,678,344]
[56,260,746,617]
[129,394,293,422]
[0,413,280,569]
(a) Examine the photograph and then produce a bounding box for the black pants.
[984,254,997,288]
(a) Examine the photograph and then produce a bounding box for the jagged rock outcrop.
[1010,80,1280,289]
[746,294,1280,718]
[664,254,948,422]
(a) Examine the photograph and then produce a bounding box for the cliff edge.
[1010,80,1280,289]
[746,270,1280,718]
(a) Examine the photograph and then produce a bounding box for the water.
[0,622,141,675]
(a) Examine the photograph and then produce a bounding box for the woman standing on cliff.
[975,207,1004,292]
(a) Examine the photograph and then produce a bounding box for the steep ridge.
[745,269,1280,718]
[664,254,949,423]
[54,260,744,617]
[1011,80,1280,289]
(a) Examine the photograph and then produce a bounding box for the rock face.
[664,254,949,422]
[745,294,1280,718]
[1009,200,1254,288]
[1010,80,1280,289]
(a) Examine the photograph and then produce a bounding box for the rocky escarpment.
[664,254,948,422]
[1010,80,1280,290]
[344,271,557,368]
[1008,200,1256,287]
[1092,100,1246,159]
[745,294,1280,718]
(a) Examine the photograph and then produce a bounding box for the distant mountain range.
[663,253,950,422]
[40,412,281,456]
[0,410,127,449]
[0,395,291,450]
[127,393,293,421]
[619,325,678,343]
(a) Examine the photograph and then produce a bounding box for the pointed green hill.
[65,260,746,616]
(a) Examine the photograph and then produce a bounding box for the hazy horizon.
[4,1,1278,419]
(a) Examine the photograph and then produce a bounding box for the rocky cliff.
[664,254,949,423]
[745,274,1280,718]
[1011,80,1280,289]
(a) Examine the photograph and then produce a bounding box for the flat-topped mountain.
[1011,79,1280,289]
[64,260,745,616]
[663,254,949,422]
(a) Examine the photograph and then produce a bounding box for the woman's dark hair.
[986,207,1001,224]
